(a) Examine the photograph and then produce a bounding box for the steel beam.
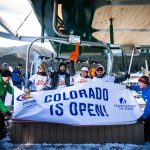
[0,17,18,37]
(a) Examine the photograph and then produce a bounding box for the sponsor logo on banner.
[114,97,136,110]
[17,93,37,107]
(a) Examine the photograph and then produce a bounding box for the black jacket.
[51,71,71,89]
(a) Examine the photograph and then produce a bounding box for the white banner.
[13,80,143,125]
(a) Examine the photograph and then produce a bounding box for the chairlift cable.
[16,11,32,32]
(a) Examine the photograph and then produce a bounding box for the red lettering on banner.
[59,80,65,85]
[78,79,87,83]
[36,80,46,85]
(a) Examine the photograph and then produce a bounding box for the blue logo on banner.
[17,94,33,101]
[119,97,126,104]
[114,97,136,111]
[16,93,37,107]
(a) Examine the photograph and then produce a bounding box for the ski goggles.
[96,67,104,72]
[17,66,22,69]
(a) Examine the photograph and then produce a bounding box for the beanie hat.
[1,70,12,77]
[81,66,89,72]
[18,63,22,67]
[59,62,66,69]
[138,75,149,85]
[17,63,23,69]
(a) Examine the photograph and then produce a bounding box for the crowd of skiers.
[0,60,150,141]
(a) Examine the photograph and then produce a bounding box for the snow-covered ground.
[1,137,150,150]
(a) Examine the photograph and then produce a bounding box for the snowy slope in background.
[0,44,56,60]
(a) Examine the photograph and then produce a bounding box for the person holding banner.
[0,70,13,139]
[68,43,91,84]
[51,62,71,89]
[130,75,150,141]
[93,65,130,83]
[24,64,51,92]
[71,66,92,84]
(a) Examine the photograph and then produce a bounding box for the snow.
[1,137,150,150]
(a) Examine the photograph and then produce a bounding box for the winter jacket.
[93,73,115,82]
[68,60,91,84]
[25,72,49,91]
[12,69,23,88]
[0,75,13,113]
[51,71,71,89]
[93,72,128,83]
[73,73,91,84]
[131,85,150,119]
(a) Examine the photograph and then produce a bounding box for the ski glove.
[5,111,12,118]
[125,73,130,79]
[24,88,30,93]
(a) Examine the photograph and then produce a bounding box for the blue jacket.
[131,85,150,119]
[12,69,23,88]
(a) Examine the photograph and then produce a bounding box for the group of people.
[0,62,24,89]
[0,60,150,141]
[24,61,130,92]
[24,61,150,141]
